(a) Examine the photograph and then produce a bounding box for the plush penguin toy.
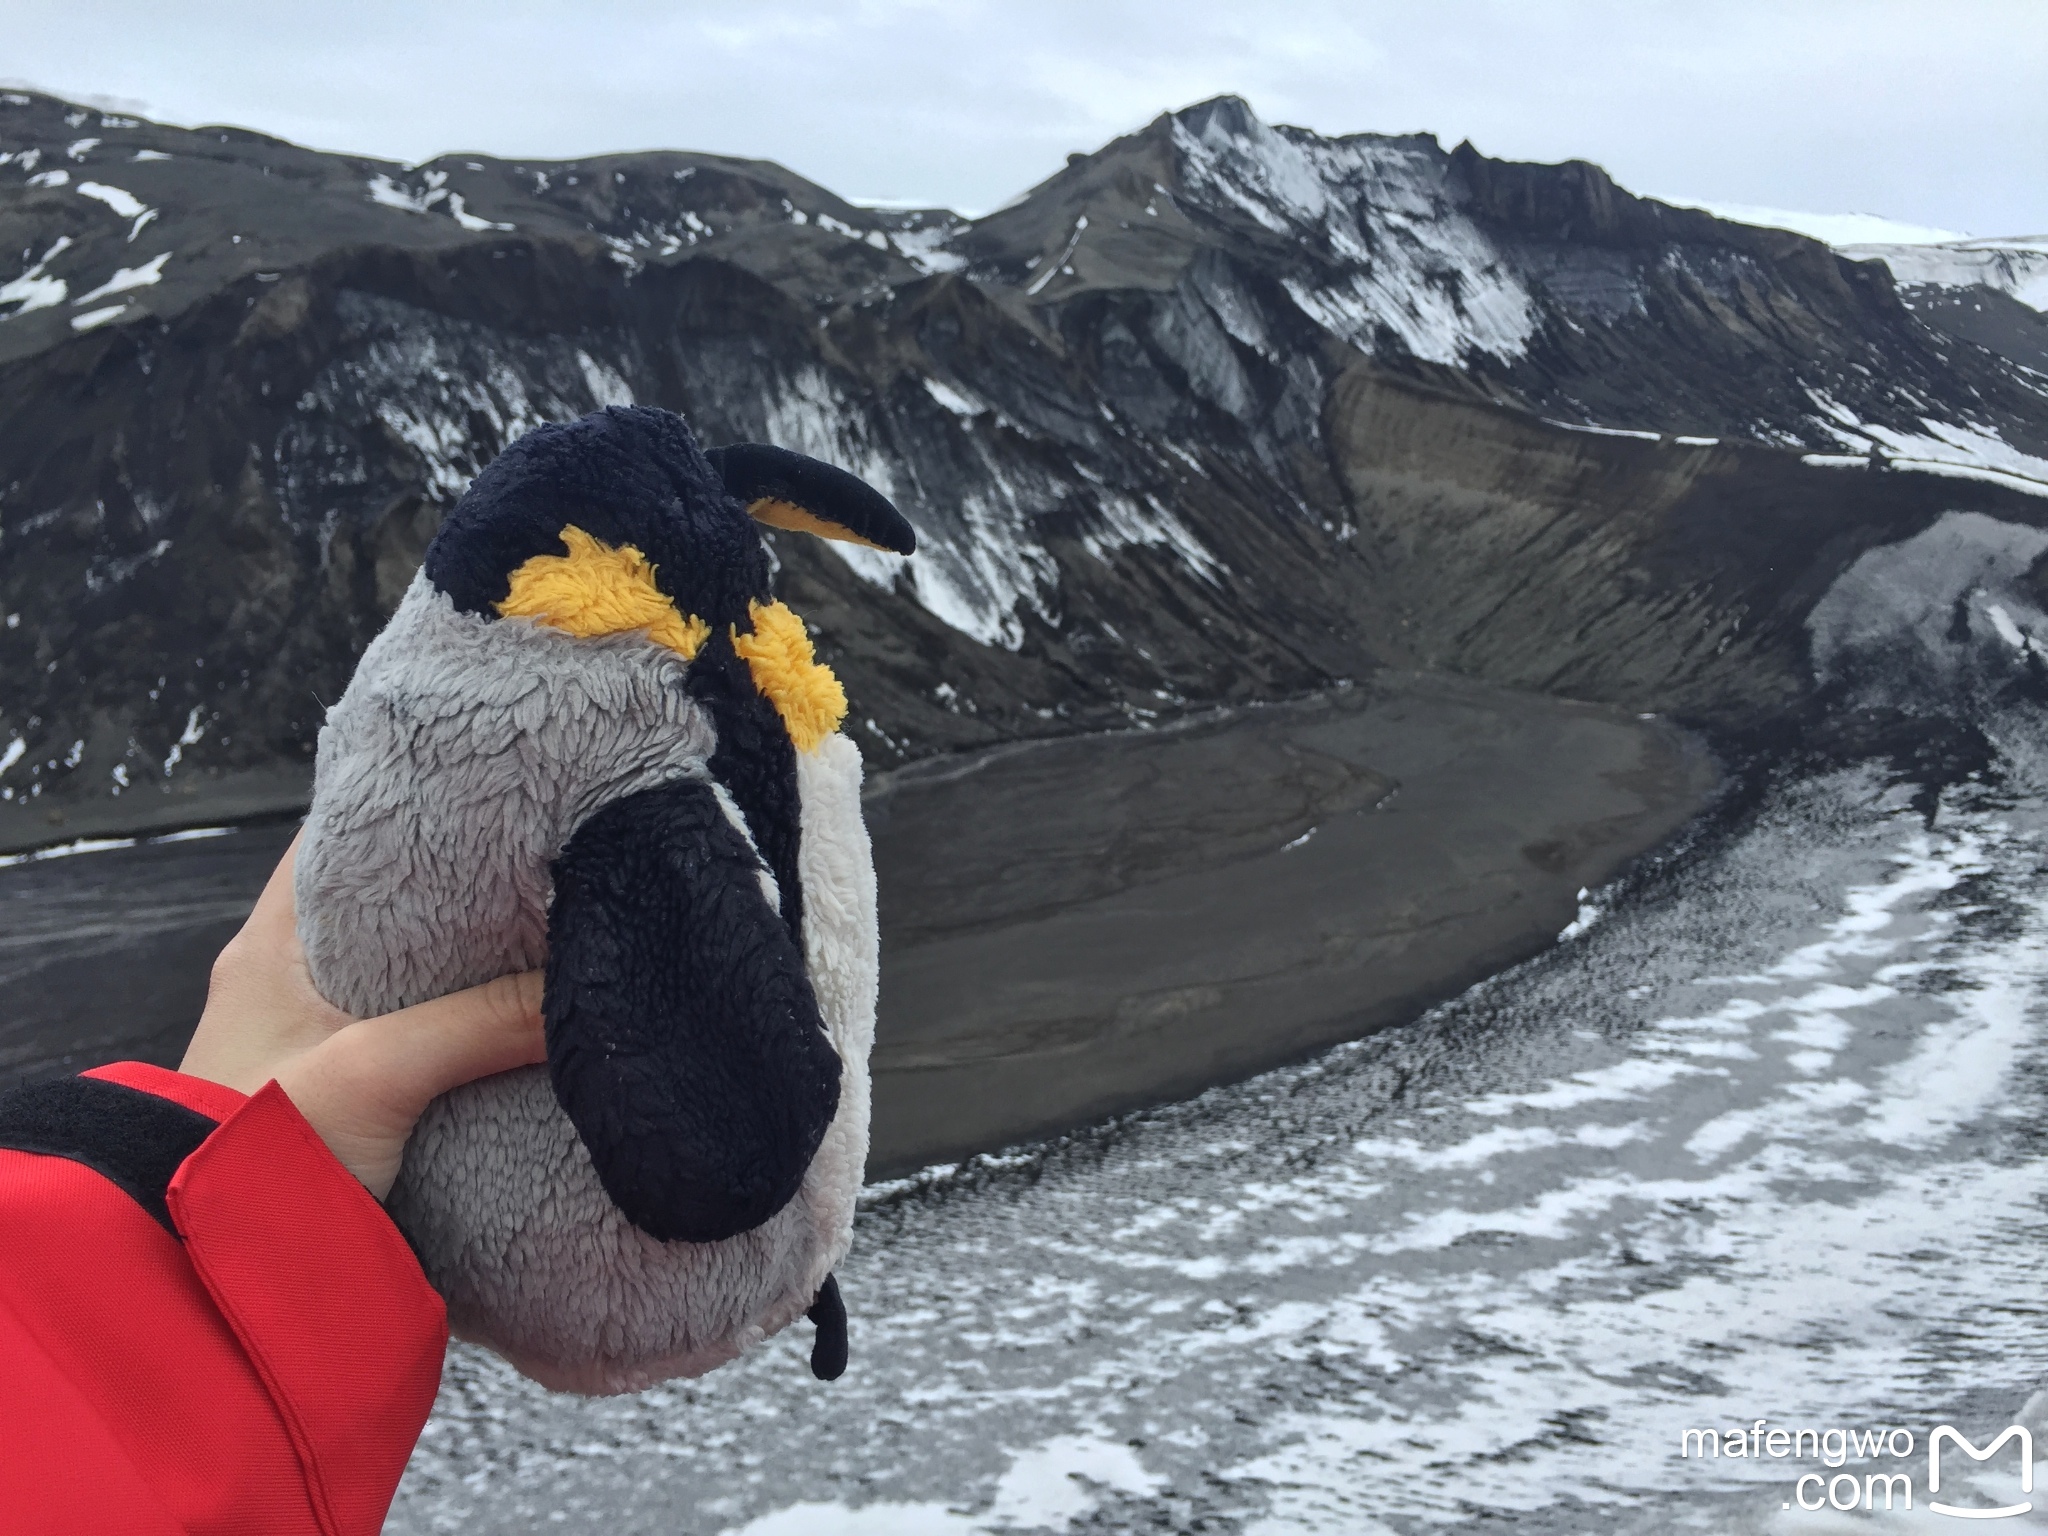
[291,404,913,1395]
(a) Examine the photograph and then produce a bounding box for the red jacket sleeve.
[0,1062,449,1536]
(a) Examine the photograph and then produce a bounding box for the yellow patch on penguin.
[496,525,710,659]
[731,600,847,753]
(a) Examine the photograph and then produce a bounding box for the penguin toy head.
[292,404,913,1394]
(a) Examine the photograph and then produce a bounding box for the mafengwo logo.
[1679,1421,2033,1517]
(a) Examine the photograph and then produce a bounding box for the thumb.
[275,970,547,1199]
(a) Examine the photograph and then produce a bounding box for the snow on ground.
[362,347,567,499]
[71,179,157,240]
[1651,199,1974,249]
[922,378,985,419]
[1082,491,1221,586]
[1839,237,2048,315]
[388,763,2048,1534]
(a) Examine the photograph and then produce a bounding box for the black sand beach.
[0,672,1717,1170]
[862,671,1716,1172]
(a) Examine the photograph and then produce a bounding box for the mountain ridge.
[2,88,2045,848]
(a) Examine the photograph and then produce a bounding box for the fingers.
[188,826,551,1199]
[352,970,549,1112]
[276,970,546,1199]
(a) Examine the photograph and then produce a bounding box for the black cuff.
[0,1076,220,1234]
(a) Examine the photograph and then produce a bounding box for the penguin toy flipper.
[706,442,918,556]
[544,778,842,1245]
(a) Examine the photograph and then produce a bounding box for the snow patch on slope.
[1803,389,2048,497]
[0,236,71,317]
[74,180,145,218]
[1172,111,1537,366]
[1085,491,1221,585]
[763,367,1218,647]
[367,170,516,233]
[446,192,514,233]
[367,171,446,214]
[284,307,608,525]
[922,377,985,418]
[576,350,633,408]
[762,368,1053,648]
[70,250,168,307]
[369,354,556,500]
[889,223,967,275]
[71,304,128,333]
[1841,237,2048,315]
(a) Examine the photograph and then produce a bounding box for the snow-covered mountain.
[2,88,2045,844]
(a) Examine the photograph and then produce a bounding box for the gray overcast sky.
[8,0,2044,236]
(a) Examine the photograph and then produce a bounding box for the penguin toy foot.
[807,1273,848,1381]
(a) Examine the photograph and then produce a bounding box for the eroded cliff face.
[1322,369,2047,722]
[1,89,2044,845]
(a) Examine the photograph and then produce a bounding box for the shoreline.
[0,768,314,858]
[2,671,1719,1179]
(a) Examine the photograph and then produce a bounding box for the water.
[386,763,2048,1534]
[0,822,294,1085]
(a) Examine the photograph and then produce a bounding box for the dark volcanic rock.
[1,88,2045,847]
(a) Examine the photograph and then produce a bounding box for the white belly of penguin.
[294,575,878,1394]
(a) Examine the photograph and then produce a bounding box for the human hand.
[180,828,545,1199]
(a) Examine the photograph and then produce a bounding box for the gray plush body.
[295,571,877,1394]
